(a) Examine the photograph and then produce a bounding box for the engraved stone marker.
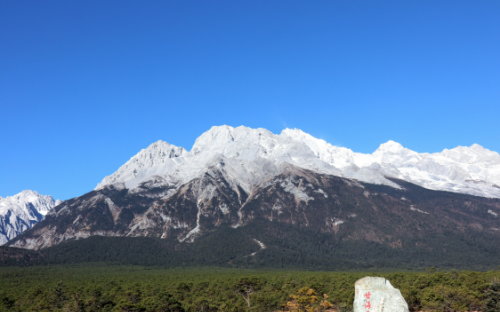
[353,277,409,312]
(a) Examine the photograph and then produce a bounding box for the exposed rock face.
[354,277,408,312]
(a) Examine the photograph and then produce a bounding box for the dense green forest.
[0,265,499,312]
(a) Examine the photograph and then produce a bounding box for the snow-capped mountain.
[0,190,60,245]
[8,126,500,251]
[97,125,500,198]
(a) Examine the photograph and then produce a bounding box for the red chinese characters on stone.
[364,292,372,311]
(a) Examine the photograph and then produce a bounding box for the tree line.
[0,265,499,311]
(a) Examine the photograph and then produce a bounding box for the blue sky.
[1,1,499,200]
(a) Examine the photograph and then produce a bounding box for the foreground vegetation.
[0,265,499,312]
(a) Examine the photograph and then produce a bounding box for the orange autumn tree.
[285,287,333,312]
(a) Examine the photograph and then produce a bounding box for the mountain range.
[3,126,500,269]
[96,126,500,199]
[0,190,59,245]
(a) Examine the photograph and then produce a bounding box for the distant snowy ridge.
[0,190,60,245]
[96,125,500,199]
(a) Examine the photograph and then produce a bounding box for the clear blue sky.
[1,1,499,200]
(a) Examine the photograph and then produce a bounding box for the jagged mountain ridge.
[0,190,60,245]
[7,126,500,255]
[96,125,500,198]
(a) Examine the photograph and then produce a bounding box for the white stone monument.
[353,277,409,312]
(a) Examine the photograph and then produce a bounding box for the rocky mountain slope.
[4,169,500,269]
[0,190,60,245]
[6,126,500,270]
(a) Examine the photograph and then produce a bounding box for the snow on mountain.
[95,125,500,198]
[96,141,187,190]
[0,190,59,245]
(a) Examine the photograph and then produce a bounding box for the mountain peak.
[0,190,57,245]
[280,128,306,137]
[470,143,486,151]
[191,125,236,153]
[3,190,43,204]
[18,190,41,197]
[440,143,500,165]
[376,140,405,154]
[191,125,277,155]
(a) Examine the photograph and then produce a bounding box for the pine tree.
[484,279,500,312]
